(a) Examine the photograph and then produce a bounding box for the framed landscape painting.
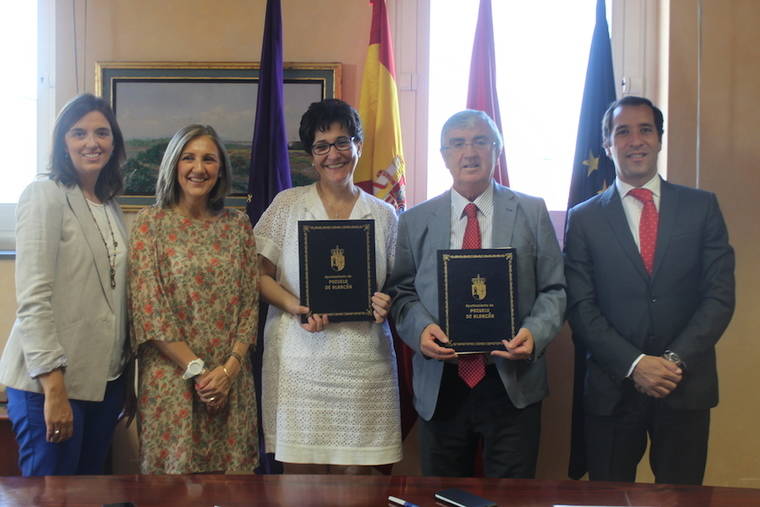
[95,61,341,209]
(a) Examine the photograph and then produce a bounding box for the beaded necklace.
[83,189,118,289]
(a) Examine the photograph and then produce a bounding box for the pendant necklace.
[83,189,119,288]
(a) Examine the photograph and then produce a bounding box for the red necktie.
[458,203,487,388]
[628,188,658,275]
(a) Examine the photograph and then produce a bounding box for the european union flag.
[567,0,616,211]
[566,0,616,480]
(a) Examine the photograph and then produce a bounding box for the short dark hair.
[154,125,232,212]
[49,93,125,201]
[298,98,363,155]
[601,95,664,146]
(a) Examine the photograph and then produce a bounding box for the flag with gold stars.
[566,0,616,481]
[566,0,616,212]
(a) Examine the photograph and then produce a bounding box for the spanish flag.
[356,0,406,211]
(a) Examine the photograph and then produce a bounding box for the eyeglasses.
[442,137,496,152]
[311,136,356,156]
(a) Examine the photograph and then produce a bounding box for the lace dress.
[129,207,259,473]
[254,184,402,465]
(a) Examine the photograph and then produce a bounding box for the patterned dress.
[129,206,259,474]
[254,184,402,465]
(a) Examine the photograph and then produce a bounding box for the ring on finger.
[54,429,61,435]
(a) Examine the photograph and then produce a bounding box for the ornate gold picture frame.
[95,61,341,210]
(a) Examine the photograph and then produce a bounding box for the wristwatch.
[182,358,205,380]
[662,350,686,370]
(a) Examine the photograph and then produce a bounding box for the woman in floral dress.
[129,125,259,473]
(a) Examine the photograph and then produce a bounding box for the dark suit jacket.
[564,178,735,415]
[389,182,566,421]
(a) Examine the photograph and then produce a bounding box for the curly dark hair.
[298,98,364,155]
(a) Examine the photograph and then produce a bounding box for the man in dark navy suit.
[564,96,735,484]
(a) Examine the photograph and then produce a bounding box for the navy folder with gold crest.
[437,248,518,353]
[298,219,377,323]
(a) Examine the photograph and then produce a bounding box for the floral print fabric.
[129,206,259,473]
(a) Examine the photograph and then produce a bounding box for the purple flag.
[246,0,291,226]
[246,0,290,475]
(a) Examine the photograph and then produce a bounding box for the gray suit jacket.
[564,179,735,415]
[389,182,566,421]
[0,179,128,401]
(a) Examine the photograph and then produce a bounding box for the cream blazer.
[0,179,128,401]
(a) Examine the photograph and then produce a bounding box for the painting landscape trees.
[96,62,340,208]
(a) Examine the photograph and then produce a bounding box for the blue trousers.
[6,376,124,476]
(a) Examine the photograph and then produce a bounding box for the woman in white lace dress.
[254,99,402,473]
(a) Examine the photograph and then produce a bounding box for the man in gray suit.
[389,110,566,477]
[564,96,735,484]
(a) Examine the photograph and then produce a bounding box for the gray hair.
[155,125,232,211]
[440,110,504,153]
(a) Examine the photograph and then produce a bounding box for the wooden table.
[1,474,759,506]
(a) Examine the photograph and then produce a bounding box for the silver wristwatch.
[662,350,686,370]
[182,358,205,380]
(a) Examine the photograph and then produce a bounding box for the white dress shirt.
[450,184,494,248]
[615,175,661,254]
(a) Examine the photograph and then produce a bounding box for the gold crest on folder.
[330,244,346,272]
[471,274,487,301]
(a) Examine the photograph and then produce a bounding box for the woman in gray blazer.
[0,94,131,476]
